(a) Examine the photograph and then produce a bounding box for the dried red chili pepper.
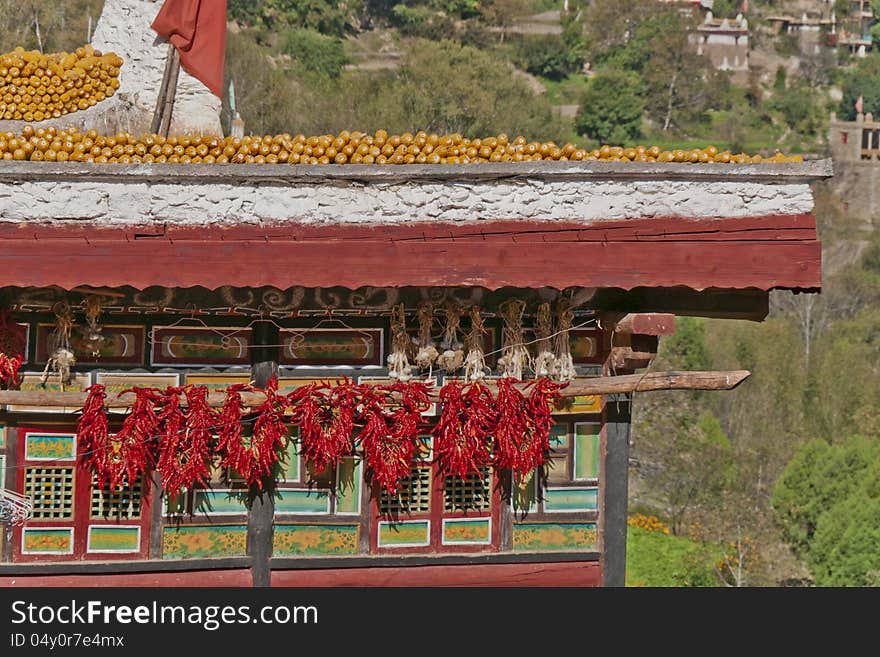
[433,380,496,478]
[246,376,288,488]
[77,383,111,487]
[0,352,23,389]
[216,382,253,477]
[155,386,188,496]
[492,377,538,475]
[107,386,163,490]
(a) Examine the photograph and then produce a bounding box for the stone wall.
[0,160,830,228]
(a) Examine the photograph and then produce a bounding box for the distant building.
[694,12,749,73]
[836,0,876,57]
[828,111,880,224]
[765,10,836,56]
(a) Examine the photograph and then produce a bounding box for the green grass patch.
[626,526,720,587]
[540,74,590,106]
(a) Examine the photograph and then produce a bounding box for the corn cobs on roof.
[0,127,804,165]
[0,46,122,122]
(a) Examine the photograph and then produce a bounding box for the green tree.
[282,28,350,78]
[838,54,880,120]
[228,0,364,37]
[574,68,643,144]
[809,490,880,586]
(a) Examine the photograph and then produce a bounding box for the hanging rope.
[463,305,488,382]
[387,303,413,381]
[436,301,465,373]
[498,298,531,379]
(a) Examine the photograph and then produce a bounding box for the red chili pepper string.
[156,386,188,496]
[359,383,411,494]
[492,377,539,475]
[246,376,288,488]
[527,377,567,468]
[108,387,162,490]
[77,384,111,488]
[0,352,23,389]
[289,381,334,474]
[177,385,220,492]
[433,380,496,478]
[216,382,253,478]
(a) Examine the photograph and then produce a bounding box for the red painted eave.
[0,217,822,292]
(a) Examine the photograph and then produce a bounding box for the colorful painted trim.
[0,424,6,448]
[151,327,253,366]
[0,454,6,489]
[273,524,359,556]
[182,373,251,391]
[274,489,331,515]
[378,520,431,548]
[36,324,145,365]
[193,489,248,516]
[543,487,599,513]
[87,525,141,553]
[513,522,598,552]
[162,525,247,559]
[22,527,74,555]
[574,423,601,480]
[554,392,602,415]
[24,432,76,461]
[335,458,362,515]
[442,518,492,545]
[280,328,383,366]
[8,373,90,413]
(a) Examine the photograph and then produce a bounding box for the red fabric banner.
[151,0,227,97]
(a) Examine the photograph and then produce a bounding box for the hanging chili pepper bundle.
[360,383,417,494]
[492,377,543,475]
[107,386,163,489]
[178,385,219,491]
[216,382,253,478]
[155,386,189,496]
[0,351,23,389]
[528,377,567,446]
[289,381,338,475]
[246,376,288,488]
[433,379,496,478]
[382,380,431,477]
[77,384,112,487]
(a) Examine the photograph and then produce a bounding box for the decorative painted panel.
[24,432,76,461]
[274,489,331,514]
[87,526,141,553]
[0,424,6,448]
[335,458,361,514]
[513,471,536,514]
[543,487,599,512]
[151,327,253,366]
[35,324,145,365]
[22,527,74,555]
[162,525,248,559]
[442,518,491,545]
[513,523,598,552]
[95,373,181,413]
[378,520,431,547]
[554,390,602,415]
[193,489,248,516]
[7,373,90,413]
[0,454,5,489]
[570,329,604,364]
[546,425,569,483]
[184,373,251,391]
[278,438,299,483]
[273,524,359,556]
[280,328,383,366]
[574,423,601,480]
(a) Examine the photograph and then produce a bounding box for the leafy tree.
[282,28,350,78]
[663,316,710,371]
[511,34,584,81]
[838,54,880,120]
[809,490,880,586]
[228,0,364,37]
[480,0,532,44]
[0,0,104,53]
[574,68,643,144]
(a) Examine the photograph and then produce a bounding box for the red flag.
[151,0,227,98]
[856,95,864,114]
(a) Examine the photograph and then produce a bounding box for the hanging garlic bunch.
[551,298,577,382]
[463,306,488,382]
[82,295,106,357]
[414,302,439,370]
[436,301,465,373]
[497,298,531,380]
[386,303,413,381]
[41,301,76,389]
[533,301,557,378]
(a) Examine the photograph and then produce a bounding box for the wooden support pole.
[602,395,631,588]
[0,371,750,410]
[246,321,279,588]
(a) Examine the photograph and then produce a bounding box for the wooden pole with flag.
[150,0,227,135]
